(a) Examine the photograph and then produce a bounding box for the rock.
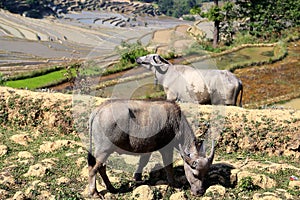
[240,135,256,150]
[275,189,294,199]
[230,169,239,185]
[0,189,8,198]
[10,134,32,146]
[265,163,300,173]
[289,180,300,189]
[25,180,47,196]
[39,140,79,153]
[252,192,282,200]
[37,190,55,200]
[201,197,213,200]
[169,191,187,200]
[24,159,57,177]
[12,191,26,200]
[57,177,70,185]
[17,151,33,159]
[237,171,276,189]
[153,185,169,197]
[205,185,226,197]
[0,145,7,157]
[77,147,86,154]
[24,163,49,177]
[0,171,15,186]
[80,166,89,180]
[76,157,86,167]
[132,185,153,200]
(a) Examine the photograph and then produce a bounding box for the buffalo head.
[179,140,215,196]
[136,54,171,74]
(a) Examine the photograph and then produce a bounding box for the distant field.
[5,69,70,89]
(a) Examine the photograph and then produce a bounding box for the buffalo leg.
[88,156,101,197]
[98,163,117,193]
[160,150,176,186]
[134,153,151,181]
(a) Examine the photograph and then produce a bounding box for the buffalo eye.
[191,160,198,169]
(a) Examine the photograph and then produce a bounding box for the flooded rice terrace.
[0,9,190,74]
[1,8,299,109]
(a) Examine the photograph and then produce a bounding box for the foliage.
[238,177,260,192]
[232,32,259,45]
[182,15,196,21]
[116,41,150,66]
[235,0,300,41]
[25,0,50,7]
[191,0,299,48]
[191,1,236,47]
[156,0,197,18]
[0,73,5,85]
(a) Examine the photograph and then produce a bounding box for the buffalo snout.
[191,188,206,196]
[136,57,142,64]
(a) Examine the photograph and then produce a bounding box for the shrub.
[238,177,260,192]
[117,41,150,66]
[233,32,258,46]
[0,73,5,85]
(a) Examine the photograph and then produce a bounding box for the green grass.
[4,69,72,89]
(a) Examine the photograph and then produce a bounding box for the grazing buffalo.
[88,100,215,197]
[136,54,243,106]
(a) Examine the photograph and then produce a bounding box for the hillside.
[0,86,299,199]
[1,0,160,19]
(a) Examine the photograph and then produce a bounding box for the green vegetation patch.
[5,69,72,89]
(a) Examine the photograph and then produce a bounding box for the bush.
[233,32,258,46]
[238,177,260,192]
[0,73,5,86]
[116,41,151,66]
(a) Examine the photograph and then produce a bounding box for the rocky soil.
[0,86,299,199]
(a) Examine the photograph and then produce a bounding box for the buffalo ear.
[198,140,206,157]
[158,55,171,65]
[150,54,160,66]
[179,144,196,168]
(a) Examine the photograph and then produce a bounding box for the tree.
[220,1,235,44]
[191,1,234,47]
[158,0,197,18]
[158,0,174,16]
[211,0,220,47]
[235,0,300,40]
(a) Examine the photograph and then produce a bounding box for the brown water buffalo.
[88,100,215,197]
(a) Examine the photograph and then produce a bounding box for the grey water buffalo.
[88,100,215,197]
[136,54,243,106]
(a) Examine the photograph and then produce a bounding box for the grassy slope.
[0,87,299,199]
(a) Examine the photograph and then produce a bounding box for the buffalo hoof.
[107,186,118,194]
[89,191,104,199]
[134,172,143,182]
[169,181,181,188]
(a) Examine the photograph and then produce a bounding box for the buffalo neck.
[153,64,169,75]
[176,113,196,152]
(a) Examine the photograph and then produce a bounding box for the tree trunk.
[213,0,219,48]
[213,20,220,48]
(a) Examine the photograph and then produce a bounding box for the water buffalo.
[88,100,215,197]
[136,54,243,106]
